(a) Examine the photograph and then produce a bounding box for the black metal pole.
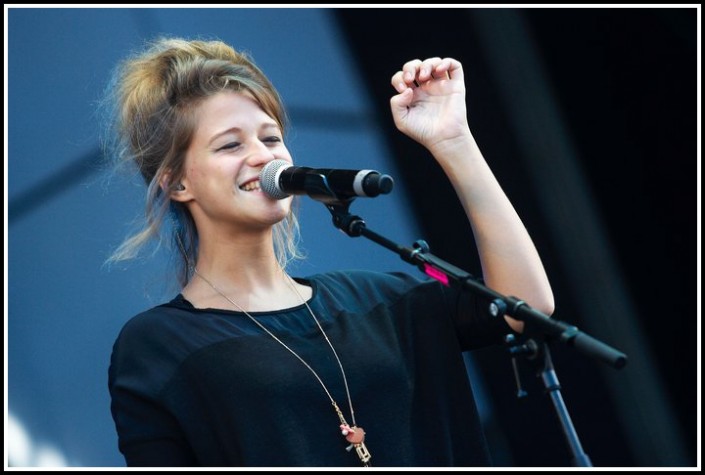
[327,202,627,368]
[534,340,592,466]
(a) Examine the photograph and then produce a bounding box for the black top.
[108,270,513,467]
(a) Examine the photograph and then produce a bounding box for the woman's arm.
[390,57,554,332]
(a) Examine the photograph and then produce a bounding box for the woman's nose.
[245,140,276,167]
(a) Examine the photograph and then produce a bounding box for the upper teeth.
[240,180,261,191]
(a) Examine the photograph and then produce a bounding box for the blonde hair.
[104,37,302,287]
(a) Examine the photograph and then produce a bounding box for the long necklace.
[192,268,372,466]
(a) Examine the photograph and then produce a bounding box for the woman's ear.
[160,173,192,202]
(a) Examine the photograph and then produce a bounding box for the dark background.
[7,7,697,468]
[337,8,696,467]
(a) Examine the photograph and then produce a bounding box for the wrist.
[428,131,482,166]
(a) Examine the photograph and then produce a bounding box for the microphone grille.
[259,159,292,200]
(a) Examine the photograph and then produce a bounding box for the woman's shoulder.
[118,295,190,332]
[306,269,435,305]
[111,295,196,353]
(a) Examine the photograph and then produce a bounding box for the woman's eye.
[263,136,282,144]
[217,142,241,151]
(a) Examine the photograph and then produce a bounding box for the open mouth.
[239,179,261,192]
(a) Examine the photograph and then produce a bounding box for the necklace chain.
[191,268,357,428]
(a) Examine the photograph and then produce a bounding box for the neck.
[195,237,283,291]
[182,230,307,311]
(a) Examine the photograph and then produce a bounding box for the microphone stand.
[311,190,627,467]
[505,333,593,466]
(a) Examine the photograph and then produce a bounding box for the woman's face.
[178,90,293,234]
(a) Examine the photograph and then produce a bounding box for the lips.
[239,177,261,192]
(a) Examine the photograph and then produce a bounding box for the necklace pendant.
[353,441,371,466]
[341,424,371,466]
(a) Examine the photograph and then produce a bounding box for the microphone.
[260,159,394,201]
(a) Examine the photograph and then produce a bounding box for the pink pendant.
[345,426,365,444]
[340,423,365,443]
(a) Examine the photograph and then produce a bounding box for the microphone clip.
[303,172,353,205]
[326,200,366,237]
